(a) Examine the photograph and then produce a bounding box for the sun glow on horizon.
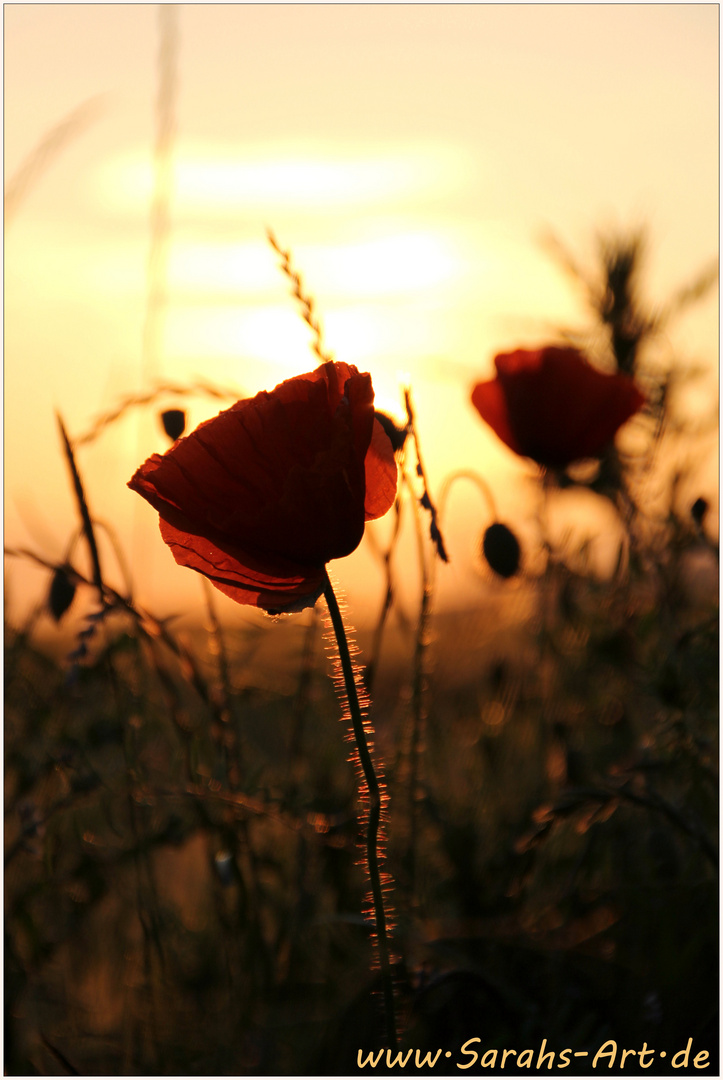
[86,141,475,382]
[95,142,469,215]
[165,229,460,300]
[5,5,717,626]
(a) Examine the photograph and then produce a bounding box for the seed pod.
[160,408,186,441]
[482,522,521,579]
[49,566,76,621]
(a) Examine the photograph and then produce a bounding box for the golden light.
[5,4,717,627]
[167,240,279,297]
[95,142,467,214]
[166,230,460,301]
[88,144,472,390]
[303,231,459,297]
[164,303,314,375]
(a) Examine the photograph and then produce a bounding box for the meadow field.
[5,6,718,1075]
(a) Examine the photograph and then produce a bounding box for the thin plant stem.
[5,96,105,223]
[75,379,241,447]
[197,588,269,992]
[288,605,319,783]
[142,3,179,381]
[404,388,448,563]
[401,466,432,913]
[431,468,500,597]
[536,468,568,796]
[364,491,405,697]
[437,469,498,529]
[39,1035,80,1077]
[267,229,333,364]
[57,415,104,602]
[201,576,243,787]
[322,571,398,1052]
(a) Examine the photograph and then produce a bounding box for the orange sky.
[5,4,719,631]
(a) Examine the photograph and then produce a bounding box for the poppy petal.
[471,379,524,457]
[159,517,324,612]
[364,418,398,521]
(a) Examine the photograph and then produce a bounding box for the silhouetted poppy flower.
[471,346,645,469]
[129,361,398,612]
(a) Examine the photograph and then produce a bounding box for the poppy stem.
[322,571,398,1052]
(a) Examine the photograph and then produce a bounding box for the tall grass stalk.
[322,572,398,1052]
[5,96,105,223]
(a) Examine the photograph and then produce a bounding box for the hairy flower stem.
[322,571,398,1052]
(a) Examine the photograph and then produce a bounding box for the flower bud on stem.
[322,571,398,1052]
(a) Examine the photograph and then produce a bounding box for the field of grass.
[5,402,718,1074]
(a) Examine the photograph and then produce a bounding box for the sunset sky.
[5,4,719,630]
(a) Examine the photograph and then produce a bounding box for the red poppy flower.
[129,361,398,612]
[471,346,645,469]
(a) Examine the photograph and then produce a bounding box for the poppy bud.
[374,410,408,453]
[482,522,521,579]
[160,408,186,441]
[691,497,708,527]
[49,567,76,621]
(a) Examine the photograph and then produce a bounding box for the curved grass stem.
[322,571,398,1052]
